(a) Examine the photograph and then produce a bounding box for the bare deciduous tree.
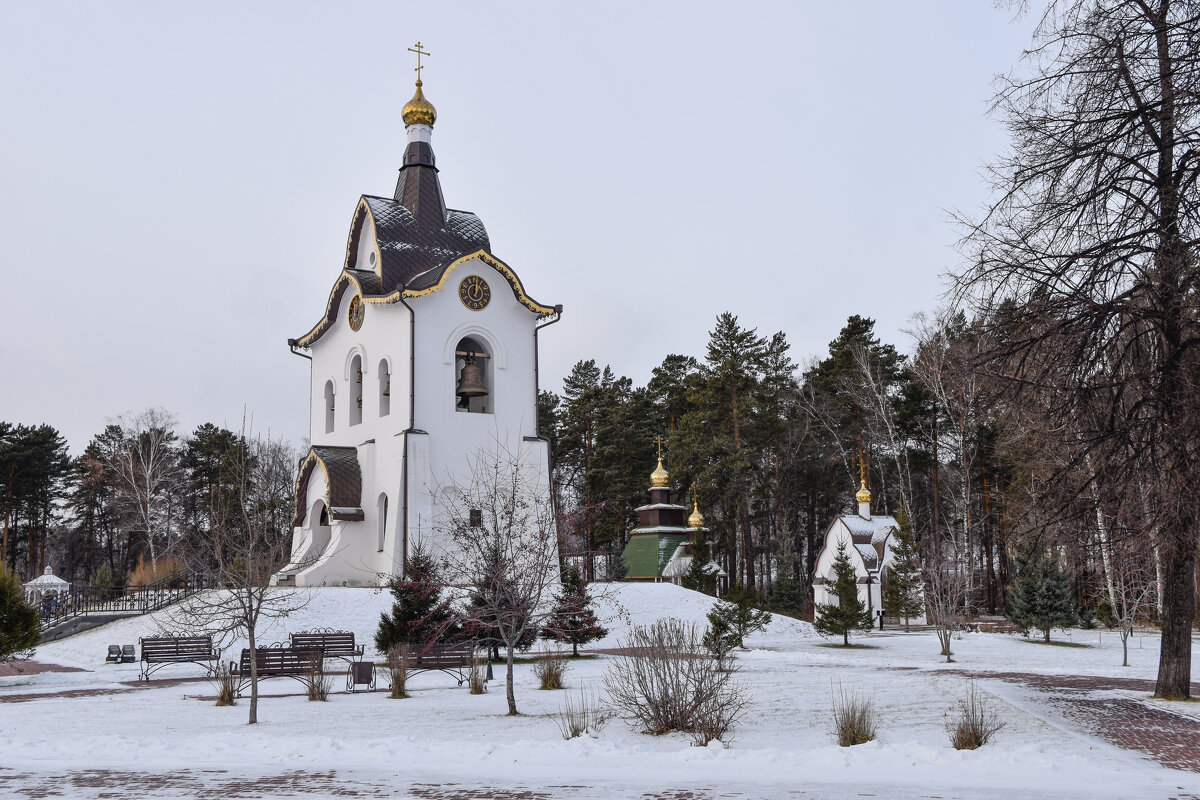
[440,445,560,716]
[955,0,1200,699]
[926,552,968,663]
[105,408,182,573]
[167,422,308,724]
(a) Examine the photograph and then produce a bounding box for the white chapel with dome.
[273,46,561,587]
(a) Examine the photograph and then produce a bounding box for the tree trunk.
[248,622,259,724]
[1154,541,1195,700]
[505,644,518,715]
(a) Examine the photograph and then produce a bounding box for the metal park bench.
[404,641,477,687]
[234,645,322,696]
[289,629,364,666]
[139,635,220,681]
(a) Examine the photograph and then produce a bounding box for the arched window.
[378,359,391,417]
[377,494,388,552]
[350,354,363,426]
[453,336,491,414]
[324,381,335,433]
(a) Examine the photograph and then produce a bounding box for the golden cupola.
[688,498,705,528]
[402,80,437,127]
[650,456,670,488]
[856,479,872,504]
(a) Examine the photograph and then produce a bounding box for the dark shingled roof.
[291,446,363,527]
[352,196,490,295]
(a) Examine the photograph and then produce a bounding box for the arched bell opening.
[310,499,332,558]
[350,354,364,426]
[377,493,388,552]
[324,381,336,434]
[378,359,391,417]
[454,335,491,414]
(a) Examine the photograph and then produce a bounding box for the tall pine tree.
[883,512,924,631]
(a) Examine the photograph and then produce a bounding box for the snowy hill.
[36,583,811,669]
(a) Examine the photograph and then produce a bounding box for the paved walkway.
[944,668,1200,773]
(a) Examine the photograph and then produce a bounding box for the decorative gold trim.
[342,198,383,274]
[294,249,560,348]
[292,450,332,526]
[401,250,557,315]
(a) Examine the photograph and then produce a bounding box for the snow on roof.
[854,543,881,568]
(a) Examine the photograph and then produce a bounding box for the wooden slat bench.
[403,641,476,687]
[139,635,220,681]
[234,646,323,696]
[290,629,364,666]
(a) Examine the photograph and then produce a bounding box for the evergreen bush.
[813,541,874,645]
[1008,553,1079,642]
[0,567,39,662]
[540,566,607,656]
[375,545,459,654]
[882,512,923,630]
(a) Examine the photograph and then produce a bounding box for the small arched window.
[378,359,391,417]
[377,494,388,552]
[350,354,363,426]
[454,336,492,414]
[324,381,335,434]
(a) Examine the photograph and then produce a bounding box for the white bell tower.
[274,46,562,587]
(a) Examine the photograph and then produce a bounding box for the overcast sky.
[0,2,1037,454]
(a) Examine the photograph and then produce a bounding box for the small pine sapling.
[375,544,460,654]
[1008,553,1079,642]
[814,540,875,646]
[540,566,608,656]
[703,585,772,664]
[882,512,924,631]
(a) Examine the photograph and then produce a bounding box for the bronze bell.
[456,358,488,399]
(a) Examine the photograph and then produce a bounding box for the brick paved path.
[944,668,1200,773]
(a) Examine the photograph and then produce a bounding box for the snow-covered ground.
[2,584,1197,800]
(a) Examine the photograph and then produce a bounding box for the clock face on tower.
[458,276,491,310]
[348,295,365,331]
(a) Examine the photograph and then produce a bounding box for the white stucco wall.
[279,248,554,587]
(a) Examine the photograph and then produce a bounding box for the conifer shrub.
[882,512,924,630]
[1008,553,1079,642]
[375,545,460,654]
[703,588,772,669]
[946,681,1005,750]
[830,682,878,746]
[540,566,607,656]
[0,567,40,662]
[814,541,875,645]
[532,645,568,690]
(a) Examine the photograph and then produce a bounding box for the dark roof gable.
[347,195,490,294]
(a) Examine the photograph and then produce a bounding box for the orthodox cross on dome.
[408,41,431,81]
[655,435,664,460]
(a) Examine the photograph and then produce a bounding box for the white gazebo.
[23,566,71,605]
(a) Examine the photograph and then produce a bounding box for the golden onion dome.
[402,80,437,127]
[688,498,705,528]
[856,479,872,504]
[650,457,669,487]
